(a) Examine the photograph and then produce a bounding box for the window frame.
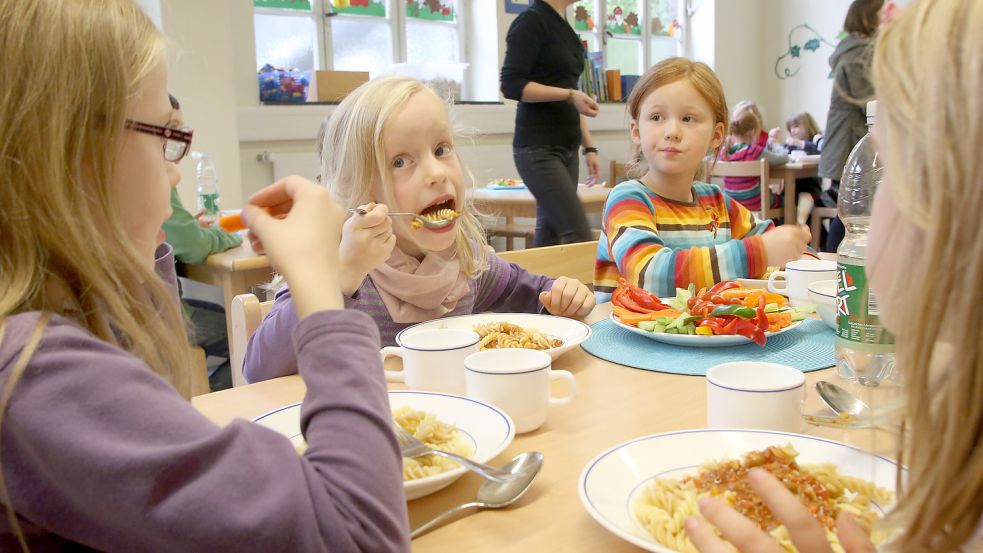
[570,0,684,76]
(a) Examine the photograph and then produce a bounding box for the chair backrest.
[497,240,598,287]
[809,206,838,250]
[230,293,274,387]
[609,160,630,187]
[708,159,781,221]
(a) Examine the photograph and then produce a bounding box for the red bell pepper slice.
[728,317,768,346]
[697,317,728,335]
[756,295,769,332]
[707,280,741,296]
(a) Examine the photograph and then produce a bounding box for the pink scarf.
[369,247,471,323]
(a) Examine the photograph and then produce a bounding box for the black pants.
[513,144,592,247]
[823,179,845,252]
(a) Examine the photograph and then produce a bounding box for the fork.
[347,207,456,229]
[392,423,517,483]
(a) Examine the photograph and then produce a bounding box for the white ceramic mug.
[464,348,576,434]
[768,259,837,306]
[381,329,480,394]
[706,361,805,433]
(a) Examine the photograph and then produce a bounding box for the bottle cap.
[865,100,877,125]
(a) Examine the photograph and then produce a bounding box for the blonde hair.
[0,0,191,545]
[784,112,821,140]
[728,109,761,142]
[732,100,763,127]
[318,75,488,277]
[626,58,728,182]
[872,0,983,551]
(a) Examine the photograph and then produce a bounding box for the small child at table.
[243,76,595,383]
[771,111,827,225]
[720,109,789,215]
[594,58,811,301]
[0,1,408,550]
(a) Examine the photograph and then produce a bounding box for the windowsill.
[237,102,630,142]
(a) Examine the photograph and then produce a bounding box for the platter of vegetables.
[610,279,815,347]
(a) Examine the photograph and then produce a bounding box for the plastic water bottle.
[834,101,896,386]
[191,151,221,220]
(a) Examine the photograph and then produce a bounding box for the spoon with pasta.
[347,206,459,230]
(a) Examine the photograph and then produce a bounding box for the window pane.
[572,1,596,31]
[606,0,641,35]
[607,36,641,75]
[330,0,386,17]
[331,19,393,74]
[406,0,455,22]
[578,32,598,52]
[254,0,311,10]
[406,22,459,64]
[649,35,676,65]
[649,0,679,37]
[254,13,316,71]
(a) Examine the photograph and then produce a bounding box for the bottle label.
[199,193,220,215]
[835,260,894,351]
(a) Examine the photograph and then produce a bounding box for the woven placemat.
[581,317,834,376]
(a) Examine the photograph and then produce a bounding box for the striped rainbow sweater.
[720,143,784,212]
[594,180,773,302]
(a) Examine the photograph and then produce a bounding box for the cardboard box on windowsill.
[307,70,370,102]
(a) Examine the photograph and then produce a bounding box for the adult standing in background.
[501,0,600,247]
[818,0,882,251]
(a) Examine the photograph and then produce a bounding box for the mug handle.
[380,347,405,383]
[548,370,577,406]
[767,270,789,295]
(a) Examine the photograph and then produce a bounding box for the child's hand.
[761,224,812,269]
[767,127,781,144]
[193,208,215,229]
[338,202,396,295]
[539,277,595,319]
[243,176,345,316]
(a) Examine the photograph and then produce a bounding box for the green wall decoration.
[774,24,836,80]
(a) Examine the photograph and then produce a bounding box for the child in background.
[0,0,408,549]
[244,76,595,383]
[162,94,242,390]
[731,100,769,149]
[720,109,789,216]
[686,1,983,551]
[594,58,811,301]
[781,111,824,155]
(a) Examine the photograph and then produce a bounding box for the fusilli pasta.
[473,321,562,351]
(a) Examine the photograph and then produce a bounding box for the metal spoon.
[410,451,544,539]
[347,207,457,229]
[805,381,881,429]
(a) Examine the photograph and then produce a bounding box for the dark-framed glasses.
[124,120,194,163]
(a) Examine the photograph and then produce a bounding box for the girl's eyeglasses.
[124,120,194,163]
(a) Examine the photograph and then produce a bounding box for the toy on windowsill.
[258,64,310,103]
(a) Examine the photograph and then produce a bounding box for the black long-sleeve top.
[500,0,584,148]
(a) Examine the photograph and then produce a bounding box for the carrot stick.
[218,208,272,233]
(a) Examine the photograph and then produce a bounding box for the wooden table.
[773,159,820,224]
[192,303,896,552]
[183,240,272,339]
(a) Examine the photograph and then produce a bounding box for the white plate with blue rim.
[253,390,515,501]
[578,428,900,553]
[609,312,802,347]
[397,313,591,360]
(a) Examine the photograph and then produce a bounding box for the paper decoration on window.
[331,0,386,17]
[775,24,836,80]
[254,0,311,10]
[406,0,454,21]
[606,2,640,35]
[574,4,595,31]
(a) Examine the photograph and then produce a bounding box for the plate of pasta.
[252,390,515,501]
[579,429,900,553]
[395,313,591,360]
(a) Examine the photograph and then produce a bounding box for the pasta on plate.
[633,445,894,553]
[294,406,472,482]
[473,321,563,351]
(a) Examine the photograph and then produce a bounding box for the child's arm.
[4,312,409,552]
[760,148,789,165]
[242,286,300,383]
[600,184,773,298]
[162,188,243,265]
[474,253,552,315]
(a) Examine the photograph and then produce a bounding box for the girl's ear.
[629,119,642,145]
[710,121,726,150]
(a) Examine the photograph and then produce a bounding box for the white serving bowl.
[808,279,837,330]
[252,391,515,501]
[396,313,591,360]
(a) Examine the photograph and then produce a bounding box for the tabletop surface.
[192,289,897,553]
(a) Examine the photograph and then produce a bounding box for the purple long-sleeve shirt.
[0,244,409,552]
[244,252,554,384]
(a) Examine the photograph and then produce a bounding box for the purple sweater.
[0,245,409,552]
[244,252,554,383]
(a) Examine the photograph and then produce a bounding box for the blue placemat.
[581,317,834,375]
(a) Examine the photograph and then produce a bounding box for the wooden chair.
[809,206,838,251]
[609,160,630,187]
[497,240,598,287]
[708,159,783,221]
[485,223,535,251]
[230,293,274,387]
[189,346,211,397]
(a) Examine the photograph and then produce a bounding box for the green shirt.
[162,188,242,265]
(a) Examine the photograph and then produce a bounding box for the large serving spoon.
[410,451,544,539]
